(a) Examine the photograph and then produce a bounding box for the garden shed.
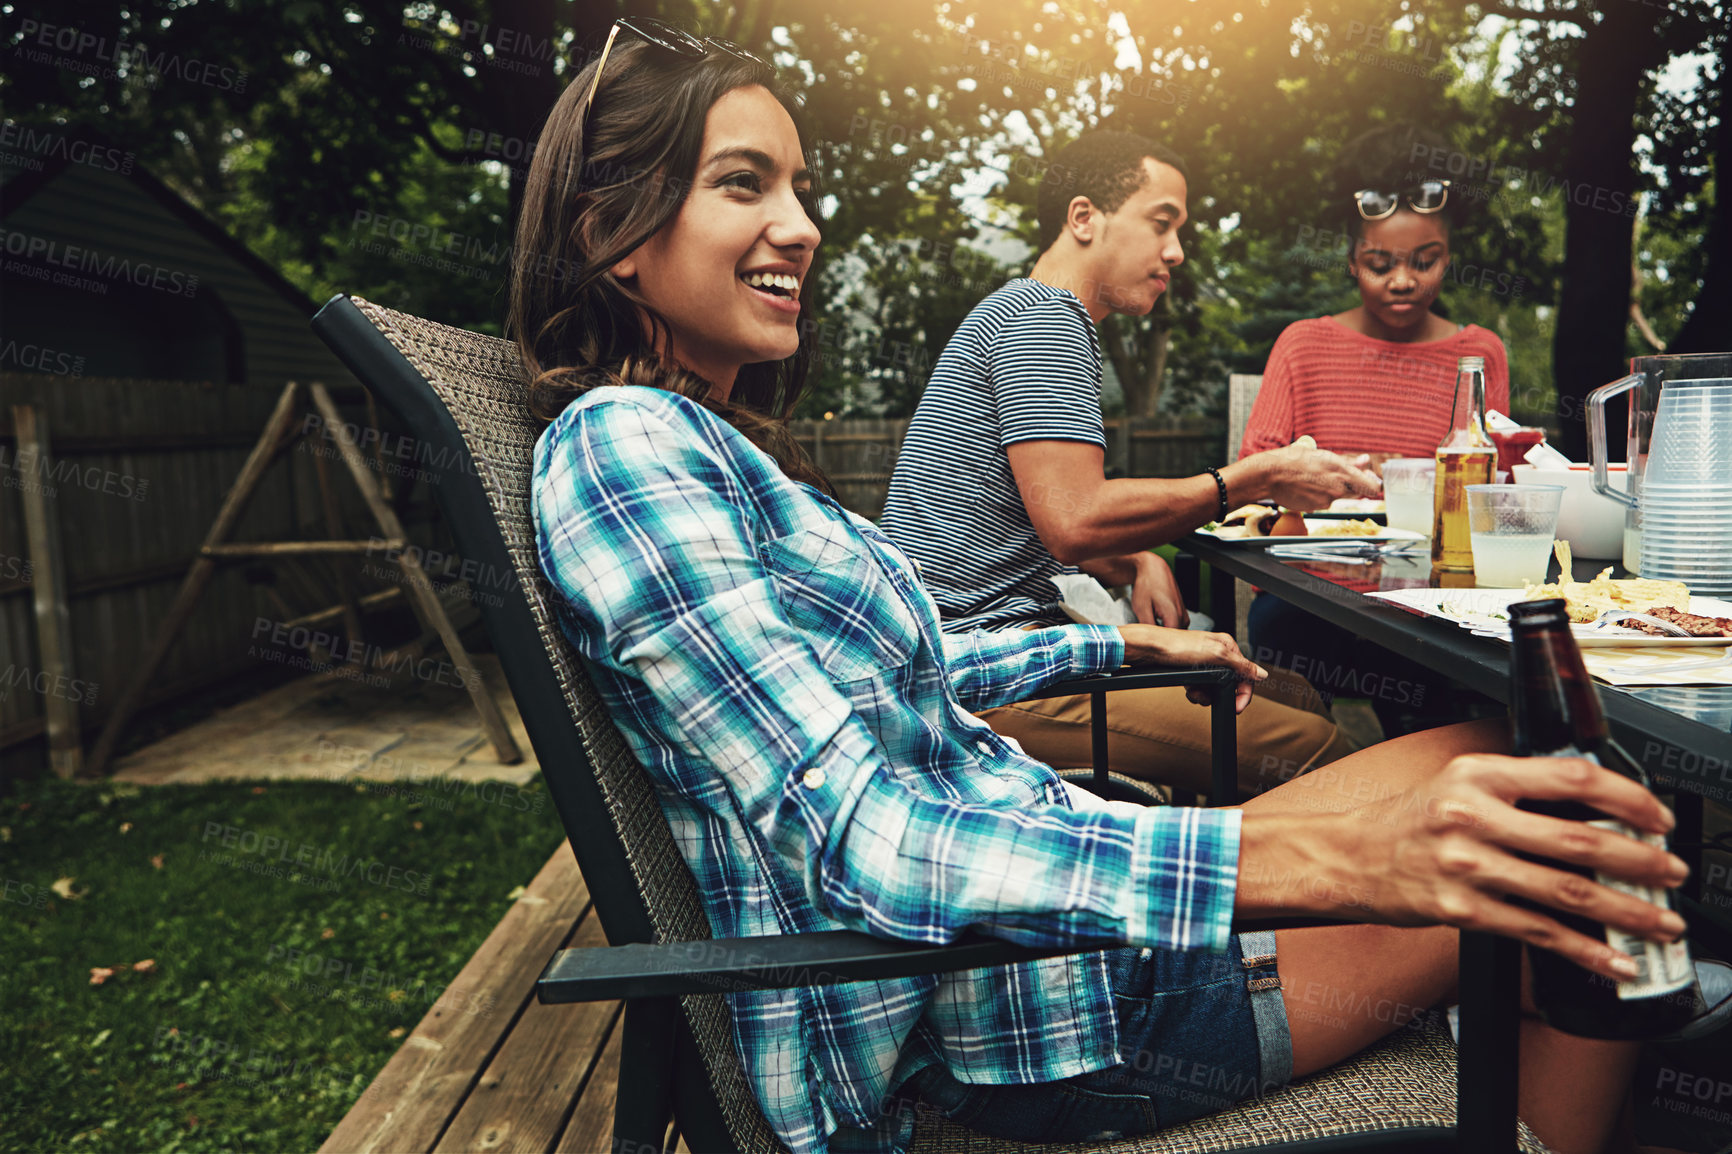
[0,143,447,786]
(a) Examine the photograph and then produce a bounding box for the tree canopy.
[4,0,1723,436]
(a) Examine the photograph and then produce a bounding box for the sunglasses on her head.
[580,17,771,139]
[1352,179,1451,222]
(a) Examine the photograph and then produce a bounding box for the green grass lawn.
[0,775,566,1154]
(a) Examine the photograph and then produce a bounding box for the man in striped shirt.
[881,132,1382,798]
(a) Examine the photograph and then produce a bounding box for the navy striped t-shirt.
[880,279,1104,632]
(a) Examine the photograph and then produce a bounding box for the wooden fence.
[0,374,448,784]
[0,387,1217,781]
[791,415,1226,520]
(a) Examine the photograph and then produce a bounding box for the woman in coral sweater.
[1240,143,1510,464]
[1241,126,1513,736]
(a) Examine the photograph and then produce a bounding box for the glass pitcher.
[1586,352,1732,573]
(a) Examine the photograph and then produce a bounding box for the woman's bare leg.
[1516,1015,1640,1154]
[1240,719,1641,1154]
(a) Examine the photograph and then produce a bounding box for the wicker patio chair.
[310,294,1544,1154]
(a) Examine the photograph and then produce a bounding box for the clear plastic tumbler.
[1467,484,1565,587]
[1383,458,1437,535]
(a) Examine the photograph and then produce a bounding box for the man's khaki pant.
[976,666,1356,799]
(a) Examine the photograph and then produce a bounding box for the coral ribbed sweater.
[1238,317,1511,460]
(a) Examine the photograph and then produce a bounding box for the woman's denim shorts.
[897,931,1292,1144]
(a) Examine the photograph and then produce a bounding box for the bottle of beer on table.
[1431,355,1497,572]
[1508,597,1703,1039]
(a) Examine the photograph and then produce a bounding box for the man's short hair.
[1036,132,1189,251]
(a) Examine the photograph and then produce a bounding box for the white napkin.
[1522,441,1576,469]
[1050,574,1137,626]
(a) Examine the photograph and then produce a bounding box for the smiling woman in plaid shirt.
[507,24,1690,1154]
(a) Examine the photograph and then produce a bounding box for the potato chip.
[1314,519,1383,537]
[1521,540,1689,621]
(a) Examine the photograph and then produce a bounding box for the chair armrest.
[537,929,1076,1002]
[1027,663,1236,702]
[538,915,1354,1004]
[1171,550,1201,610]
[1023,663,1240,806]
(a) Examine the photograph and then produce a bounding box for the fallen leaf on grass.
[411,820,423,830]
[387,1026,406,1038]
[505,885,527,901]
[52,877,86,901]
[91,1029,111,1047]
[251,786,266,795]
[320,927,335,940]
[118,822,132,834]
[149,854,165,870]
[133,959,156,973]
[89,968,114,986]
[1,826,11,842]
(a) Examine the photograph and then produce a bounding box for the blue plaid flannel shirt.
[532,387,1240,1154]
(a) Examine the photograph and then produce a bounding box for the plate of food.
[1366,551,1732,647]
[1197,503,1421,545]
[1513,554,1732,645]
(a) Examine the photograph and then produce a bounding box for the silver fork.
[1591,609,1694,637]
[1268,541,1423,562]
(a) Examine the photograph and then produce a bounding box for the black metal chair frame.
[312,294,1529,1154]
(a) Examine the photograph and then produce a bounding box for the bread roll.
[1222,504,1279,536]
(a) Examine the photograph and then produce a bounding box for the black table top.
[1184,534,1732,803]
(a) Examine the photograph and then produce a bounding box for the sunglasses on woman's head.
[580,17,771,139]
[1352,180,1451,222]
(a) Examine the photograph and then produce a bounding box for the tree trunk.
[481,0,564,231]
[1101,316,1138,414]
[1550,5,1668,458]
[1670,28,1731,353]
[1101,300,1172,418]
[1133,325,1171,418]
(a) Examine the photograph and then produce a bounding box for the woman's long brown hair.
[508,39,830,493]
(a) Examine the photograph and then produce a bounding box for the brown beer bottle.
[1509,597,1703,1039]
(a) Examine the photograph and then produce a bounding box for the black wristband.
[1206,466,1230,520]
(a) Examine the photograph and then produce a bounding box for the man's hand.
[1240,754,1690,984]
[1077,553,1187,628]
[1130,553,1188,629]
[1242,444,1383,512]
[1117,624,1266,713]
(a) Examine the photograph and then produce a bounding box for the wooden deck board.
[319,843,592,1154]
[555,1020,624,1154]
[433,913,620,1154]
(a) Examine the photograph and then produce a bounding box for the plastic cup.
[1643,382,1732,487]
[1467,484,1565,587]
[1383,458,1436,535]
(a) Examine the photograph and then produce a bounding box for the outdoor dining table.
[1184,532,1732,926]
